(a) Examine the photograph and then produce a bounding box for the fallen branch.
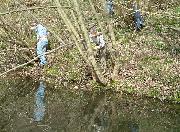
[1,48,34,52]
[0,43,73,77]
[161,26,180,33]
[168,27,180,33]
[0,6,72,15]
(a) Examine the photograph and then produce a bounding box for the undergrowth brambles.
[0,0,179,102]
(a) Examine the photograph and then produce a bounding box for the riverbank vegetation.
[0,0,179,102]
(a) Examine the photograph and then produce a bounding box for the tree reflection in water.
[0,77,179,131]
[129,122,139,132]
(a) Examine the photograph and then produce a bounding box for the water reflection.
[93,118,107,131]
[34,81,46,122]
[93,111,109,132]
[0,77,179,131]
[129,122,139,132]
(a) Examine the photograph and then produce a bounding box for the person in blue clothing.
[133,2,144,31]
[30,22,49,66]
[106,0,114,16]
[34,81,46,122]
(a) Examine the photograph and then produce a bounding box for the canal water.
[0,76,179,132]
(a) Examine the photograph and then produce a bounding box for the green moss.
[90,80,104,91]
[64,52,74,61]
[174,98,180,102]
[175,6,180,14]
[153,40,168,50]
[142,55,160,63]
[46,66,59,76]
[164,75,179,87]
[154,25,162,33]
[148,88,160,97]
[124,85,135,94]
[67,70,80,81]
[164,58,173,64]
[168,91,180,103]
[0,42,6,49]
[109,80,120,89]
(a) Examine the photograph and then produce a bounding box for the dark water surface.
[0,77,179,132]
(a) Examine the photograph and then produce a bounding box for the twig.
[168,27,180,33]
[160,25,180,33]
[0,6,72,15]
[1,48,34,52]
[0,44,72,77]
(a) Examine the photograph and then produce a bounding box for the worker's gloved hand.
[93,46,101,50]
[96,46,101,49]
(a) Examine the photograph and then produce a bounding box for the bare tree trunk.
[72,0,107,84]
[88,0,107,70]
[54,0,87,62]
[99,0,121,81]
[108,21,121,81]
[54,0,107,84]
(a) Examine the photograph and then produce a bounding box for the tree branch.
[1,48,34,52]
[0,44,73,77]
[0,6,72,15]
